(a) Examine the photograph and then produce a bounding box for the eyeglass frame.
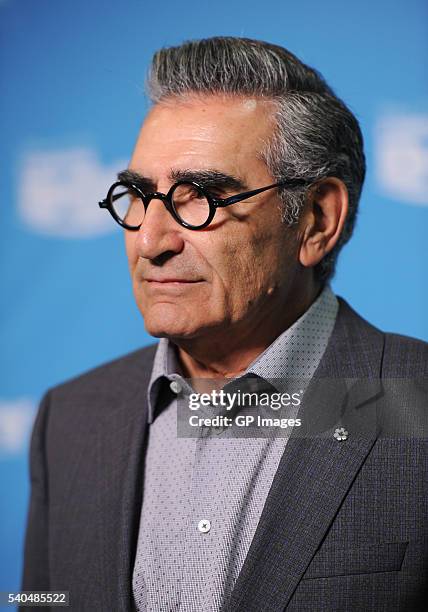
[98,177,310,231]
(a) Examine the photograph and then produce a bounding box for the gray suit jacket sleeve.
[20,343,157,612]
[21,389,51,592]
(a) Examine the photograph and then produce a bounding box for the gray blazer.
[21,297,428,611]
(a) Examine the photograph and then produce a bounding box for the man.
[21,37,427,611]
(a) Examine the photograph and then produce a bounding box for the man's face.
[125,94,301,340]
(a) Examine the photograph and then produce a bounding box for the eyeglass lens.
[110,182,211,228]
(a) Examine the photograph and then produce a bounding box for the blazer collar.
[95,345,156,611]
[226,296,385,611]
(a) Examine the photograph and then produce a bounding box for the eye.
[203,185,231,199]
[207,190,225,199]
[171,182,211,226]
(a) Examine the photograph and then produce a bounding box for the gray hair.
[146,37,366,284]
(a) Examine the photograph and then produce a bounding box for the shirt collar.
[245,283,338,381]
[147,283,338,423]
[146,338,184,424]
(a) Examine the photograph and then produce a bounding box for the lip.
[143,278,203,293]
[144,279,202,283]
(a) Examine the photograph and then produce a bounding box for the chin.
[140,301,224,340]
[142,311,200,340]
[145,325,193,339]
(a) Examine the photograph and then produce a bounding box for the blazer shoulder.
[382,330,428,377]
[47,343,158,401]
[334,297,427,377]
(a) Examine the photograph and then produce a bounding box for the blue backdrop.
[1,0,427,603]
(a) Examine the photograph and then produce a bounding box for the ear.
[298,177,349,269]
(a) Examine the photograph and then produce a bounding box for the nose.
[133,196,185,261]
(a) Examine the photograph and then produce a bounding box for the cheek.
[247,225,285,275]
[213,226,280,300]
[243,227,298,297]
[124,234,138,270]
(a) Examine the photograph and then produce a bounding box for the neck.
[175,278,323,387]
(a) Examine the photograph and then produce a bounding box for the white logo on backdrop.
[18,148,127,237]
[0,398,35,454]
[375,113,428,206]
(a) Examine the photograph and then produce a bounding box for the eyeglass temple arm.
[214,179,308,207]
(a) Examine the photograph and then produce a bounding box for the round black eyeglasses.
[98,178,308,231]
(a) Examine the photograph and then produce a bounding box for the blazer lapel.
[227,297,386,612]
[96,346,156,612]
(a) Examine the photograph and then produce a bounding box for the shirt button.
[197,519,211,534]
[170,380,182,394]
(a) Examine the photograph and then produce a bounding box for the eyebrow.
[117,169,155,192]
[116,168,248,193]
